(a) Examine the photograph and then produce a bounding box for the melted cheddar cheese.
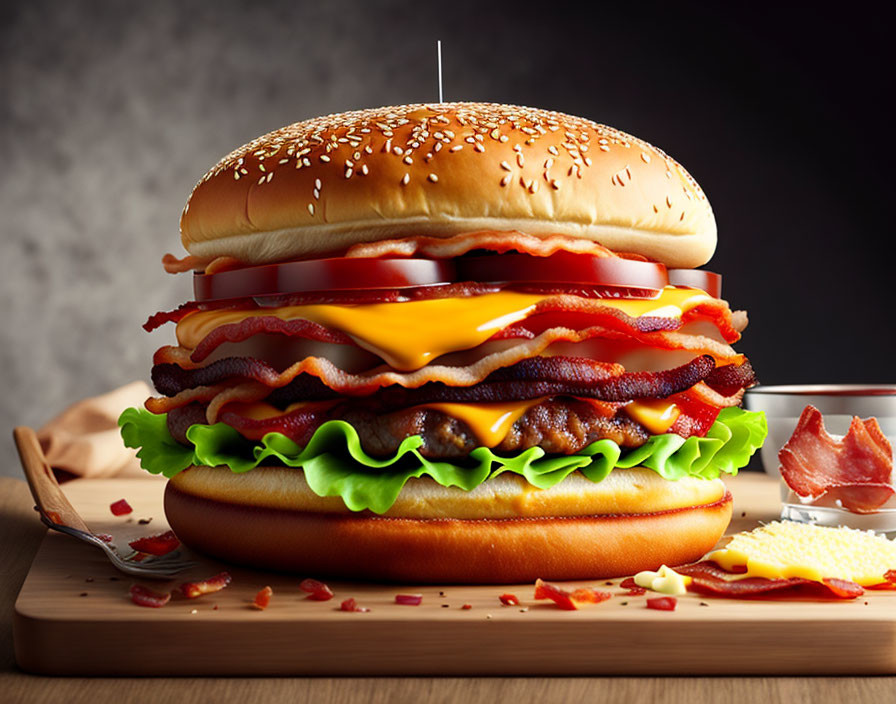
[176,287,713,371]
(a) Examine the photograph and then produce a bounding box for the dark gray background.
[2,1,893,478]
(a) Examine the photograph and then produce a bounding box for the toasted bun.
[165,466,732,582]
[181,103,716,268]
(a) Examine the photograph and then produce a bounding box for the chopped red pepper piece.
[461,603,472,610]
[646,596,677,611]
[395,593,423,606]
[619,578,647,596]
[570,587,613,604]
[251,586,273,610]
[499,593,520,606]
[180,571,232,598]
[110,499,133,516]
[45,510,62,525]
[340,597,370,612]
[129,584,171,608]
[533,579,613,609]
[299,578,334,601]
[128,530,180,556]
[534,578,577,610]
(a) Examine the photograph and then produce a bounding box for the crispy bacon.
[344,230,637,260]
[778,405,894,513]
[153,355,712,406]
[676,562,865,599]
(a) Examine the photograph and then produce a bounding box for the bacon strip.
[344,230,642,260]
[153,355,715,406]
[779,405,894,513]
[676,562,865,599]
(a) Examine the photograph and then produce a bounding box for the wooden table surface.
[1,474,893,703]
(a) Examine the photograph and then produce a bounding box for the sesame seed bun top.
[180,102,717,268]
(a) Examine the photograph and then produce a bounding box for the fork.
[13,426,197,579]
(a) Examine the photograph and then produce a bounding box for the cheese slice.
[176,287,713,372]
[707,521,896,587]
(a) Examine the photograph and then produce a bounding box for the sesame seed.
[528,180,538,194]
[680,211,685,221]
[500,161,513,171]
[653,205,659,213]
[641,152,651,164]
[313,189,320,199]
[490,128,501,140]
[258,163,266,172]
[315,178,322,190]
[516,153,525,167]
[361,164,369,175]
[499,135,509,143]
[599,145,610,152]
[474,143,485,152]
[303,158,311,166]
[240,168,248,174]
[666,170,673,179]
[403,155,413,165]
[266,172,274,183]
[428,173,438,183]
[625,166,632,179]
[450,145,463,152]
[666,196,673,208]
[307,203,315,215]
[233,171,240,180]
[548,146,559,156]
[394,146,404,155]
[544,158,554,169]
[319,155,330,163]
[345,159,353,168]
[500,174,511,187]
[585,157,593,167]
[550,178,560,190]
[401,173,410,186]
[257,176,265,185]
[344,168,353,178]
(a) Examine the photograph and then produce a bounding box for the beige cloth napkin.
[37,381,162,480]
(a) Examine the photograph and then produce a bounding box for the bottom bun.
[164,466,733,583]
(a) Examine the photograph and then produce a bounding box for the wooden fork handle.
[13,426,92,534]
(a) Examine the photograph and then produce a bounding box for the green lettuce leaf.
[119,406,767,514]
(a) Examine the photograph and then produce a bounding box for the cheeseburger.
[120,102,766,583]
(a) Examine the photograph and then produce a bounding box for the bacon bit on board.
[340,598,370,613]
[180,571,232,599]
[646,597,677,611]
[779,405,894,513]
[461,604,472,610]
[128,530,180,556]
[395,594,423,606]
[110,499,133,516]
[619,577,648,595]
[534,578,612,610]
[499,593,520,606]
[251,586,273,610]
[129,584,171,608]
[299,578,334,601]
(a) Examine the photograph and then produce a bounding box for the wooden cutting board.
[13,473,896,675]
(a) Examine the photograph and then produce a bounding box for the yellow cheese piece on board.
[707,520,896,587]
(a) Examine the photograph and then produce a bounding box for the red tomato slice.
[192,251,723,303]
[457,252,667,291]
[194,258,455,302]
[667,269,722,298]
